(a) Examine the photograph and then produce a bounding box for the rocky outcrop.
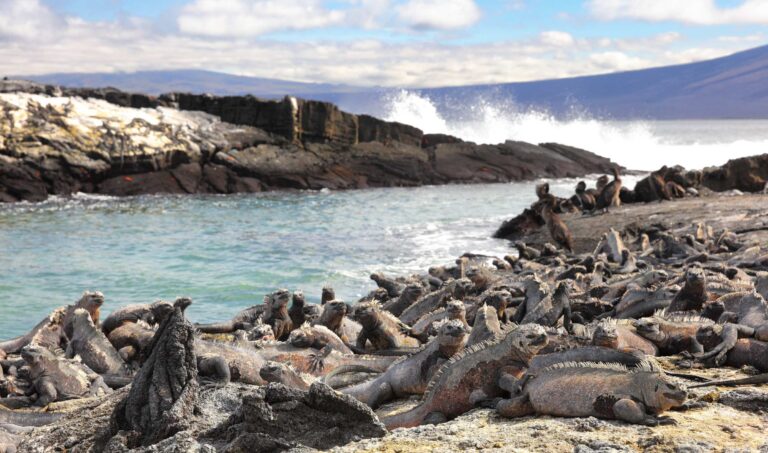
[0,80,621,203]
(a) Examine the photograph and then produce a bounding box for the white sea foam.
[382,90,768,171]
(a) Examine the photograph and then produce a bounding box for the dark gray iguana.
[66,308,133,378]
[496,360,687,426]
[354,300,420,351]
[341,320,469,409]
[101,300,173,336]
[21,344,111,407]
[380,324,549,429]
[0,291,104,354]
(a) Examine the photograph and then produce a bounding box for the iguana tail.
[0,407,64,427]
[194,321,236,334]
[380,403,430,430]
[321,365,381,389]
[688,373,768,388]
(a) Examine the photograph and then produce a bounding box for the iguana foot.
[423,412,448,425]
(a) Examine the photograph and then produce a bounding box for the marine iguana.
[410,299,469,343]
[316,300,362,346]
[341,320,469,409]
[0,291,104,354]
[514,241,541,260]
[399,278,473,326]
[572,181,596,211]
[381,324,549,429]
[106,320,156,362]
[107,297,198,448]
[633,313,712,355]
[101,300,173,336]
[382,283,425,317]
[194,301,266,334]
[66,308,132,377]
[595,167,622,210]
[264,289,294,341]
[668,267,709,312]
[517,279,573,332]
[288,323,353,354]
[259,361,311,391]
[541,197,574,253]
[354,301,420,351]
[288,291,308,328]
[466,304,502,347]
[592,319,658,356]
[21,344,111,407]
[497,360,686,425]
[465,266,497,294]
[370,273,406,298]
[696,293,768,365]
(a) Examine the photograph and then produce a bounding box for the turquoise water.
[0,176,642,338]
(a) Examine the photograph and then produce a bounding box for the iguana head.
[446,299,465,319]
[401,283,424,302]
[353,300,382,327]
[592,321,619,349]
[633,318,661,338]
[642,375,687,412]
[288,323,315,348]
[453,278,474,299]
[149,300,174,325]
[21,344,53,367]
[596,175,609,191]
[684,267,706,288]
[248,321,275,342]
[270,289,291,308]
[321,286,335,304]
[77,291,104,323]
[71,308,95,330]
[259,361,300,385]
[506,324,548,357]
[575,181,587,193]
[465,267,490,288]
[292,291,305,307]
[437,320,469,349]
[302,305,322,324]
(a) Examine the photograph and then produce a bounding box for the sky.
[0,0,766,87]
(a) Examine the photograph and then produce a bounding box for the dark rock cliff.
[0,80,620,203]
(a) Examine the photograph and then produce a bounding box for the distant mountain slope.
[412,44,768,120]
[17,69,367,98]
[14,44,768,119]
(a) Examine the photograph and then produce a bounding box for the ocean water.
[2,92,767,337]
[0,178,631,337]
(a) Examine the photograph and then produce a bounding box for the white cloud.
[0,2,756,88]
[0,0,62,40]
[589,51,652,71]
[396,0,481,30]
[587,0,768,25]
[177,0,346,37]
[539,31,575,47]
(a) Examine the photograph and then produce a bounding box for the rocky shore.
[2,184,768,452]
[0,80,622,203]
